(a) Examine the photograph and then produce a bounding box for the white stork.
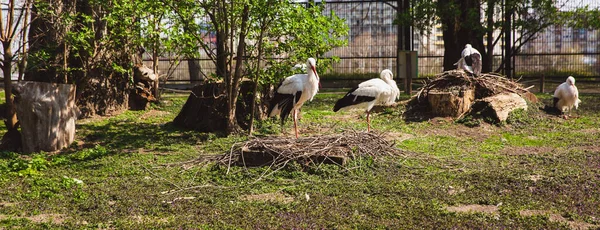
[268,58,320,138]
[553,76,581,119]
[333,69,400,132]
[456,44,482,76]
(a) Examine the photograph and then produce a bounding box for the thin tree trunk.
[484,0,495,73]
[2,46,17,130]
[152,16,160,99]
[226,4,249,134]
[249,29,266,135]
[187,59,202,82]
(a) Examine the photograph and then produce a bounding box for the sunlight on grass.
[1,91,599,228]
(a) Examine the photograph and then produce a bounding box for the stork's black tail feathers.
[268,90,302,124]
[333,87,376,112]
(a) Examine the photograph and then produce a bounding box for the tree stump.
[428,89,475,117]
[172,81,270,132]
[129,64,157,110]
[12,82,78,153]
[470,93,528,123]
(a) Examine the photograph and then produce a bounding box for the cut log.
[12,81,78,153]
[428,89,475,117]
[470,93,528,123]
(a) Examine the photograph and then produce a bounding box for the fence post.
[405,52,412,95]
[539,74,545,93]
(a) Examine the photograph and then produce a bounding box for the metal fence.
[147,0,600,84]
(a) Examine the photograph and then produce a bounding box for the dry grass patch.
[240,192,294,204]
[0,202,17,207]
[139,110,170,120]
[503,146,556,155]
[520,210,598,230]
[446,204,499,215]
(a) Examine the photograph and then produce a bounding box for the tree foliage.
[171,0,348,134]
[397,0,597,73]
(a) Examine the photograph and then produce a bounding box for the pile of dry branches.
[237,131,405,166]
[415,70,533,100]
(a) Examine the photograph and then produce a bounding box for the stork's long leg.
[293,109,299,138]
[366,111,371,132]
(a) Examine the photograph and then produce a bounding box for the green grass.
[0,90,599,229]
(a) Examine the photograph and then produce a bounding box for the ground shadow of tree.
[66,118,221,161]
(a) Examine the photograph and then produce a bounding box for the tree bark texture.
[438,0,486,71]
[173,81,270,133]
[12,81,78,153]
[470,93,527,122]
[428,89,475,117]
[129,64,157,110]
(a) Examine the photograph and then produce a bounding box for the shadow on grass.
[74,120,219,153]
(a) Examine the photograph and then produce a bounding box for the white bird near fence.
[455,44,482,76]
[268,58,320,138]
[553,76,581,119]
[333,69,400,132]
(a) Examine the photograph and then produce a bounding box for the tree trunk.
[187,59,202,83]
[12,81,78,153]
[2,45,17,130]
[439,0,486,71]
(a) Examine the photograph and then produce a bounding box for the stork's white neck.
[307,68,319,83]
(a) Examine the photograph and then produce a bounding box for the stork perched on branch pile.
[333,69,400,132]
[553,76,581,119]
[268,58,320,138]
[455,44,482,76]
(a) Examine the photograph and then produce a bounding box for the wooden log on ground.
[470,93,527,123]
[428,89,475,117]
[12,81,78,153]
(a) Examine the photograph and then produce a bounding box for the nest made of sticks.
[162,131,407,174]
[415,70,532,100]
[403,70,534,121]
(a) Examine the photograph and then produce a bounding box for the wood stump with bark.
[470,93,528,122]
[12,81,78,153]
[129,64,158,110]
[173,81,270,132]
[428,89,475,117]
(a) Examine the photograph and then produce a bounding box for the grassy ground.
[0,90,599,229]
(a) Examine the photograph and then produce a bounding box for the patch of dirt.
[131,215,169,224]
[527,174,544,182]
[519,210,598,230]
[502,146,556,155]
[240,192,294,204]
[0,202,17,207]
[446,204,499,215]
[139,110,170,120]
[447,186,465,195]
[385,132,415,142]
[26,214,66,224]
[420,122,496,142]
[574,145,600,153]
[578,128,600,135]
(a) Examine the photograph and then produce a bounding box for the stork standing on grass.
[455,44,482,76]
[333,69,400,132]
[553,76,581,119]
[268,58,320,138]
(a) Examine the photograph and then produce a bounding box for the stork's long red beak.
[312,65,321,88]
